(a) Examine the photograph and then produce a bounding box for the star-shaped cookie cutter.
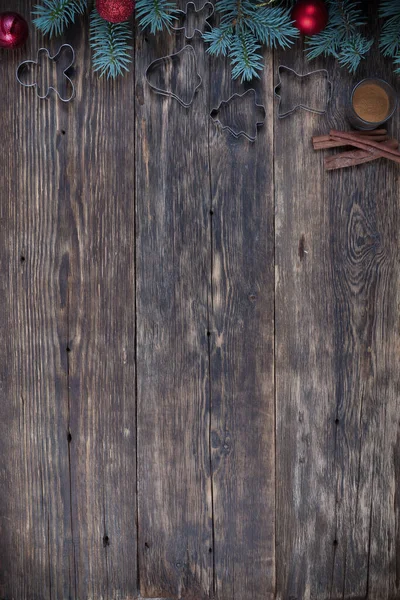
[16,44,76,103]
[274,65,332,119]
[171,1,214,39]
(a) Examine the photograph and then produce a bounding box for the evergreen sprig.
[305,0,373,73]
[204,0,298,82]
[90,9,133,78]
[136,0,179,33]
[379,0,400,73]
[33,0,87,37]
[30,0,400,81]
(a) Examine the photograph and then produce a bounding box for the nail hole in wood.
[210,209,214,215]
[20,256,25,263]
[103,535,110,547]
[61,130,66,135]
[66,346,71,353]
[207,331,211,337]
[67,432,72,443]
[209,547,212,553]
[145,542,149,549]
[335,418,339,425]
[333,539,338,547]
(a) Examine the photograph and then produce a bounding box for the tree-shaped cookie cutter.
[171,1,214,38]
[274,65,332,119]
[16,44,76,102]
[145,45,202,108]
[210,89,266,142]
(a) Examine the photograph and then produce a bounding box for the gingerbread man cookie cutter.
[16,44,76,102]
[171,1,214,38]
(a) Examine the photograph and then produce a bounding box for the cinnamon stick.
[325,139,399,170]
[313,129,387,144]
[329,130,400,164]
[314,135,389,150]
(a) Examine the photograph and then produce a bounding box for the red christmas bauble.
[96,0,135,23]
[292,0,328,36]
[0,12,29,49]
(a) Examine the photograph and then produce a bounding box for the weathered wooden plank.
[64,15,137,600]
[274,32,400,600]
[0,5,74,599]
[208,55,276,599]
[327,50,400,600]
[135,12,213,600]
[274,43,342,600]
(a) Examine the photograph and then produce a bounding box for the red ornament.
[0,12,29,49]
[96,0,135,23]
[291,0,328,36]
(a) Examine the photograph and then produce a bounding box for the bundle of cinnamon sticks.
[312,129,400,170]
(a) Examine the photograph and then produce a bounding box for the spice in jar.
[352,82,390,123]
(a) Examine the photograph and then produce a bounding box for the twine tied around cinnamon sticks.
[312,129,400,170]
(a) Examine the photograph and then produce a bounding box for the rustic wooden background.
[0,1,399,599]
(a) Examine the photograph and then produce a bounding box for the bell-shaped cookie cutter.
[171,1,214,39]
[274,65,332,119]
[145,45,202,108]
[210,89,266,142]
[16,44,76,102]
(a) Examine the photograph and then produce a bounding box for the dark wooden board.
[1,1,400,598]
[65,14,137,600]
[134,10,213,599]
[208,57,276,600]
[0,4,74,598]
[274,24,400,600]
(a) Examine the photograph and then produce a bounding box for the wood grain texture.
[327,46,400,600]
[0,5,74,599]
[274,47,337,600]
[274,29,400,600]
[208,60,275,600]
[135,12,213,599]
[1,1,400,598]
[65,15,137,600]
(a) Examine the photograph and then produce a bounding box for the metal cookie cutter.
[16,44,76,102]
[172,1,214,38]
[145,45,202,108]
[274,65,332,119]
[210,89,266,142]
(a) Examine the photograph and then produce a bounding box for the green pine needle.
[230,29,264,82]
[33,0,87,37]
[305,0,373,72]
[90,9,133,79]
[204,0,298,81]
[379,0,400,68]
[136,0,178,33]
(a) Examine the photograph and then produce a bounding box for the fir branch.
[33,0,87,37]
[245,6,299,49]
[230,29,264,81]
[337,33,374,72]
[379,0,400,62]
[305,0,373,73]
[203,26,233,56]
[90,9,133,79]
[136,0,178,33]
[205,0,298,81]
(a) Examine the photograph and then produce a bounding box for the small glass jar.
[347,78,397,130]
